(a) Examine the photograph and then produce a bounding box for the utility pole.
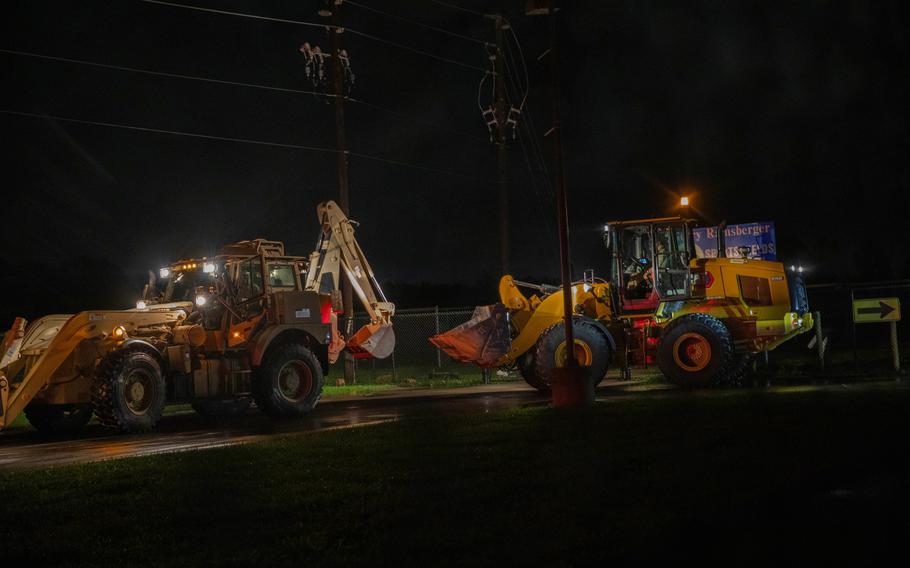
[526,0,586,405]
[493,15,510,275]
[324,0,355,384]
[547,1,576,369]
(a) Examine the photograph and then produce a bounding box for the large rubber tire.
[517,350,549,392]
[92,349,167,433]
[657,314,734,388]
[719,353,754,387]
[253,343,324,418]
[533,319,612,393]
[24,403,93,434]
[191,398,252,419]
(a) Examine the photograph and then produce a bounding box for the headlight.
[203,262,216,274]
[136,300,147,310]
[113,325,127,338]
[159,268,170,278]
[195,295,207,307]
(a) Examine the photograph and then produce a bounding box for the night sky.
[2,0,908,319]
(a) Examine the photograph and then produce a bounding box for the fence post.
[434,305,441,369]
[814,311,824,372]
[850,288,858,366]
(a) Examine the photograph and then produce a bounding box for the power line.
[346,96,485,141]
[347,1,491,46]
[0,48,325,97]
[428,0,488,18]
[0,109,491,182]
[138,0,324,28]
[342,28,487,72]
[505,22,530,108]
[139,0,489,73]
[0,48,484,141]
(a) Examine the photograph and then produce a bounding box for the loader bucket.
[346,323,395,359]
[429,304,511,368]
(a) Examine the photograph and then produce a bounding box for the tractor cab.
[603,216,696,314]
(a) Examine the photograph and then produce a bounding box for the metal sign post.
[852,297,902,374]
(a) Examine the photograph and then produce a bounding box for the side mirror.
[602,230,612,250]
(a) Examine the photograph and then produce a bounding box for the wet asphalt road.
[0,387,552,469]
[3,380,902,469]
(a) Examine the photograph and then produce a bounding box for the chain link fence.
[345,307,511,385]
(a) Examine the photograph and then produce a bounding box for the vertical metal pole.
[494,15,510,275]
[548,1,576,367]
[850,288,857,366]
[329,2,355,385]
[814,311,825,372]
[891,320,900,375]
[434,306,442,369]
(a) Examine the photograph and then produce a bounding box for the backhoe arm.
[304,201,395,358]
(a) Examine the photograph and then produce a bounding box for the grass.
[322,383,399,397]
[2,383,908,565]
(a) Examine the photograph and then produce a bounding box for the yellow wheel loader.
[432,216,813,390]
[0,201,394,434]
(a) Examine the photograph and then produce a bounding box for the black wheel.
[719,353,754,387]
[657,314,734,388]
[191,398,252,419]
[253,343,324,418]
[92,349,167,432]
[23,403,93,434]
[517,350,549,392]
[533,319,612,392]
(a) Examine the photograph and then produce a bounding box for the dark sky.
[2,0,909,316]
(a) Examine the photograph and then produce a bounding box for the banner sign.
[693,222,777,260]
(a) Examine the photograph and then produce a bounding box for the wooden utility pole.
[326,1,355,383]
[493,15,510,275]
[548,1,576,368]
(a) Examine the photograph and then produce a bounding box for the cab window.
[236,258,264,302]
[267,263,297,290]
[654,224,690,298]
[617,225,654,300]
[739,275,772,306]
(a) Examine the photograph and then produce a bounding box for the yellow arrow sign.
[853,297,901,323]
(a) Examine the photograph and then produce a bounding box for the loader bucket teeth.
[346,323,395,359]
[429,304,511,368]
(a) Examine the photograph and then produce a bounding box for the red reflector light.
[320,297,332,324]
